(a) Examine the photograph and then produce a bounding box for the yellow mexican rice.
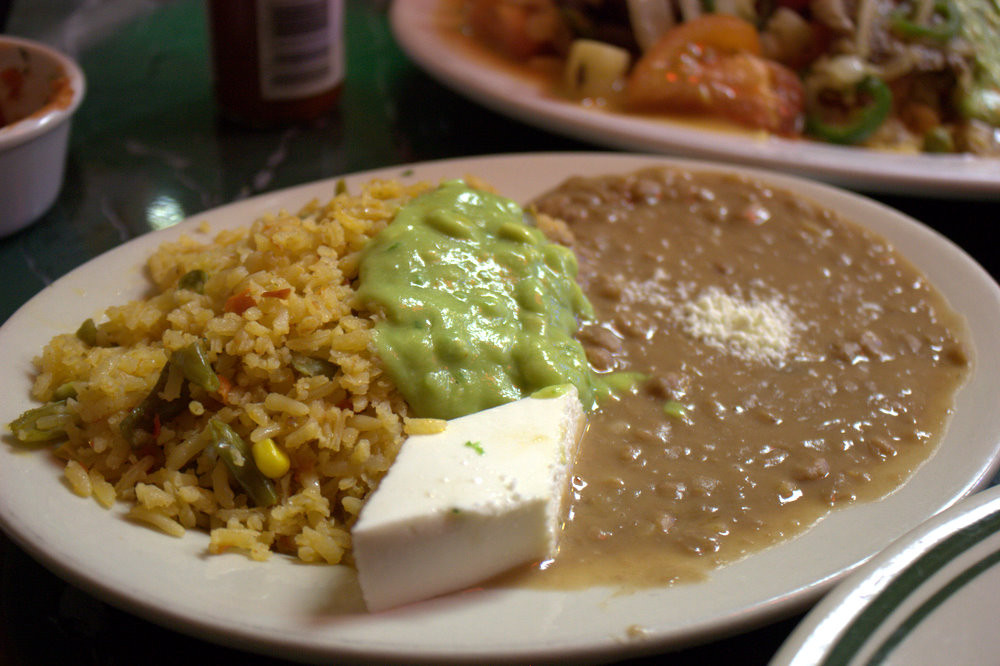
[15,179,441,564]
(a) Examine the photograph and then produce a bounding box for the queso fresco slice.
[351,388,585,612]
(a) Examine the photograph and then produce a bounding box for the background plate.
[390,1,1000,199]
[772,484,1000,665]
[1,153,999,664]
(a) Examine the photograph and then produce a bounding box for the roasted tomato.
[625,15,805,135]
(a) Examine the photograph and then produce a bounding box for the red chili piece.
[224,289,257,314]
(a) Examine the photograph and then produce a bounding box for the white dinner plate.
[772,484,1000,665]
[1,153,999,664]
[390,1,1000,199]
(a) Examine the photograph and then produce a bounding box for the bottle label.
[255,0,344,101]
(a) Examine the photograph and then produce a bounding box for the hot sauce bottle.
[207,0,344,127]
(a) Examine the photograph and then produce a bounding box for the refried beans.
[510,167,971,589]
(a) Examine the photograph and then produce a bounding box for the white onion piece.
[626,0,676,51]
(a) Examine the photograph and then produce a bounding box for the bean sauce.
[512,168,971,589]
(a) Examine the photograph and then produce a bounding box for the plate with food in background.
[391,1,1000,197]
[0,153,998,663]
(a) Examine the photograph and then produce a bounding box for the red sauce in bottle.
[207,0,344,127]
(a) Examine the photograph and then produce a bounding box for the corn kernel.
[251,438,290,479]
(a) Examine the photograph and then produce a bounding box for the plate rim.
[771,484,1000,666]
[1,151,999,663]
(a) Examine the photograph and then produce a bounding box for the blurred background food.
[464,0,1000,154]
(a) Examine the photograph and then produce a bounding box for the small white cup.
[0,36,86,236]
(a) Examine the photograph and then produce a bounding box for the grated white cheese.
[678,287,796,364]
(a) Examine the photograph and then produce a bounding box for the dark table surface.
[0,1,997,664]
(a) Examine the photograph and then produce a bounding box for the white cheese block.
[351,388,585,612]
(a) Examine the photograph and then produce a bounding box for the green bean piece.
[51,382,81,401]
[119,364,187,445]
[290,353,338,378]
[171,341,220,392]
[9,401,75,443]
[178,269,208,294]
[119,342,219,445]
[207,419,278,507]
[76,318,98,346]
[335,178,348,195]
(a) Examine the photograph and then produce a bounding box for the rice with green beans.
[12,178,437,564]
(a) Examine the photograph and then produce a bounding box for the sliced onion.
[855,0,879,58]
[626,0,676,51]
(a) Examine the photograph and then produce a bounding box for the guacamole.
[357,180,597,419]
